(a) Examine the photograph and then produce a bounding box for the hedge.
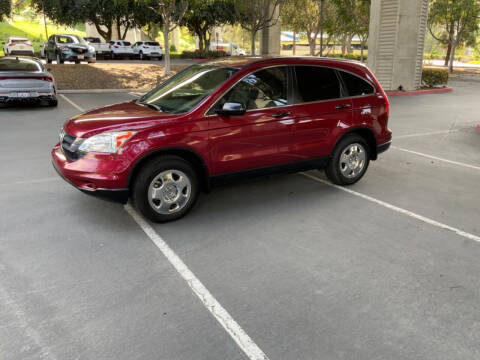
[422,68,449,87]
[180,50,229,59]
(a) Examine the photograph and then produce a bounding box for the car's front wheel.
[325,134,370,185]
[132,155,199,222]
[56,53,64,64]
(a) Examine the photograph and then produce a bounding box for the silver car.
[0,56,57,106]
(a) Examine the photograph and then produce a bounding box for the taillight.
[143,46,149,49]
[114,45,119,49]
[0,76,52,81]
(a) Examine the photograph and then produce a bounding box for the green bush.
[180,50,229,59]
[169,44,177,53]
[422,68,449,87]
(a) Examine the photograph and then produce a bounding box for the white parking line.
[59,94,85,112]
[124,204,269,360]
[128,92,144,97]
[394,129,459,139]
[301,173,480,243]
[392,146,480,171]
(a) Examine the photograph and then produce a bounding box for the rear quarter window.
[339,71,375,97]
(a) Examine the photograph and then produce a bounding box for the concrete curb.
[57,89,148,94]
[386,87,453,96]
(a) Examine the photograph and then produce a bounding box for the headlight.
[59,45,70,51]
[78,131,136,154]
[88,45,95,53]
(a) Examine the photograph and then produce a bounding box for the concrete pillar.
[367,0,429,91]
[260,3,281,56]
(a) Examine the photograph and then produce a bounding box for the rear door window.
[294,66,341,103]
[339,71,375,97]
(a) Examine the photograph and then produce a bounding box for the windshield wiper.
[137,101,163,112]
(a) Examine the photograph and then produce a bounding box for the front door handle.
[335,104,351,110]
[272,111,291,118]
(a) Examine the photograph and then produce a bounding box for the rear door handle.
[272,111,291,118]
[335,104,351,110]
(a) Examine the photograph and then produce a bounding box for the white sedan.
[3,37,34,56]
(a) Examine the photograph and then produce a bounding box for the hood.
[64,101,177,138]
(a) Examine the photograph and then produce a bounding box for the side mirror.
[215,102,246,116]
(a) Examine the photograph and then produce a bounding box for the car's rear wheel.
[325,134,370,185]
[132,155,199,223]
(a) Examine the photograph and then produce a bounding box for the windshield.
[139,64,238,114]
[57,35,87,45]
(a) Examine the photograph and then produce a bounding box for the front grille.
[72,48,86,54]
[61,131,82,161]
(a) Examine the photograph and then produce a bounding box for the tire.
[111,52,116,60]
[132,155,199,223]
[56,53,64,64]
[139,51,144,60]
[74,60,80,64]
[47,56,52,64]
[325,134,370,186]
[159,55,163,61]
[47,99,58,107]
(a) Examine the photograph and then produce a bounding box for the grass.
[0,18,85,56]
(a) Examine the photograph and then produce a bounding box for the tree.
[181,0,237,52]
[234,0,282,55]
[282,0,338,56]
[331,0,371,61]
[0,0,10,19]
[146,0,188,75]
[32,0,155,41]
[281,0,322,56]
[428,0,480,72]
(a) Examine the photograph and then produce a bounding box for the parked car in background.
[109,40,134,59]
[2,37,34,56]
[45,34,96,64]
[0,56,57,106]
[132,41,163,60]
[84,37,110,59]
[52,56,391,223]
[209,42,246,56]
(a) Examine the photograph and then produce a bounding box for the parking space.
[1,76,479,360]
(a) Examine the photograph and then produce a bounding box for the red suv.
[52,57,391,222]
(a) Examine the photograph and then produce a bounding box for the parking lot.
[1,75,480,360]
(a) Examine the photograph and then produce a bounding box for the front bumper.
[61,51,96,61]
[51,144,129,204]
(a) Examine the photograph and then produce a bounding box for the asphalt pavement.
[1,75,479,360]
